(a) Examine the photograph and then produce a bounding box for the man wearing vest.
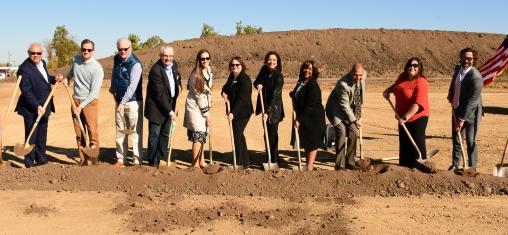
[110,38,144,167]
[67,39,104,166]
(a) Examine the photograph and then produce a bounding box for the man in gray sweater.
[66,39,104,165]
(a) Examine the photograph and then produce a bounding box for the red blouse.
[393,74,429,122]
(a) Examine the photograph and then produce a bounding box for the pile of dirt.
[52,28,505,81]
[0,163,507,233]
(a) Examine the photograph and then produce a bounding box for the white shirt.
[452,66,472,109]
[36,62,48,83]
[164,63,175,98]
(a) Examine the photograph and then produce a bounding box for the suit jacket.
[144,59,181,124]
[290,79,325,140]
[15,58,56,117]
[253,65,285,124]
[325,72,366,126]
[447,65,483,122]
[221,70,254,119]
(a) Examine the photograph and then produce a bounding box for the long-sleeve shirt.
[67,56,104,109]
[120,62,142,104]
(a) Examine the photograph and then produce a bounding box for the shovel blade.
[262,162,279,171]
[417,159,438,173]
[14,143,35,156]
[81,147,99,159]
[493,165,508,177]
[291,165,306,172]
[119,130,136,135]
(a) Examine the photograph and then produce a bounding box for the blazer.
[15,58,56,117]
[447,65,483,122]
[253,65,285,124]
[325,72,366,126]
[290,79,325,138]
[144,59,181,124]
[221,70,254,119]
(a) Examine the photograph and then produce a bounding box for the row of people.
[15,40,482,172]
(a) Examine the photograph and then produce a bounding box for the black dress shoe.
[447,165,459,171]
[346,164,360,170]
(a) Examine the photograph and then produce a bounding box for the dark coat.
[221,70,254,119]
[290,79,325,151]
[447,65,483,122]
[144,60,181,124]
[253,66,284,124]
[15,58,56,117]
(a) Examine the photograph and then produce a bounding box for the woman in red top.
[383,57,429,169]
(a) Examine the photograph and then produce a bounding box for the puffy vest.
[112,54,142,103]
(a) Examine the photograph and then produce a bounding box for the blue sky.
[1,0,506,65]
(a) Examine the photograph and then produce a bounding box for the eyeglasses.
[230,63,241,67]
[462,57,474,61]
[200,57,211,62]
[118,47,130,52]
[409,64,419,68]
[30,52,42,55]
[81,48,93,53]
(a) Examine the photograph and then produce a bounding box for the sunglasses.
[200,57,211,62]
[81,48,93,53]
[118,47,130,52]
[230,63,241,67]
[30,52,42,55]
[409,64,419,68]
[462,57,474,61]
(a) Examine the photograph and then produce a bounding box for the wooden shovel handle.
[258,88,272,168]
[24,82,60,146]
[1,75,22,137]
[226,100,237,169]
[387,98,422,160]
[63,83,90,146]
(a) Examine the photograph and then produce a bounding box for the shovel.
[14,82,60,156]
[0,75,23,165]
[456,129,477,176]
[225,100,238,170]
[159,113,177,169]
[63,83,98,161]
[375,148,440,162]
[387,98,436,172]
[208,124,213,165]
[356,124,373,169]
[118,110,136,135]
[259,88,279,171]
[493,137,508,177]
[291,111,303,172]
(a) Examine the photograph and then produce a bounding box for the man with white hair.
[15,43,63,167]
[144,45,181,167]
[109,38,143,167]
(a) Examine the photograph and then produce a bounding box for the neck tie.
[354,84,362,119]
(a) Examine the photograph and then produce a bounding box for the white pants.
[115,100,143,163]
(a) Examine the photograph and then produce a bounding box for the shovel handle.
[387,98,422,161]
[167,120,176,167]
[258,88,272,169]
[359,124,364,160]
[501,138,508,167]
[63,83,90,146]
[452,110,469,169]
[293,111,302,172]
[1,75,22,138]
[226,100,237,169]
[24,82,60,146]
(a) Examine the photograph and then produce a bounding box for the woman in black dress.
[253,51,285,165]
[221,56,254,169]
[290,60,325,171]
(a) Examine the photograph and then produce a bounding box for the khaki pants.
[115,100,143,163]
[72,99,99,159]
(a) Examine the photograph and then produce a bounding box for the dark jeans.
[399,116,428,168]
[451,108,482,168]
[264,121,280,164]
[23,115,49,168]
[232,117,250,167]
[147,117,172,166]
[334,122,358,169]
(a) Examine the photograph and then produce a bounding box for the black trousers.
[147,117,172,166]
[264,121,280,164]
[232,117,250,167]
[398,116,428,168]
[23,114,49,168]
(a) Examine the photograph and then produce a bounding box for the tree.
[201,23,219,38]
[128,34,141,51]
[43,39,57,69]
[235,21,263,35]
[51,25,80,67]
[141,35,165,49]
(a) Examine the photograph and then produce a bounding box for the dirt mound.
[1,163,507,233]
[52,28,505,81]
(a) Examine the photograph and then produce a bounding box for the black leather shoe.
[447,165,459,171]
[346,164,360,170]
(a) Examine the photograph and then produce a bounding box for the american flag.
[480,35,508,85]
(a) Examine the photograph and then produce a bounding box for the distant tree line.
[45,25,165,68]
[201,20,263,38]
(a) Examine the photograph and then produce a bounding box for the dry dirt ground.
[0,79,507,234]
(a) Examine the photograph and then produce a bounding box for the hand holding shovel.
[0,75,23,165]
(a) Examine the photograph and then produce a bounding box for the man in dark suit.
[15,43,63,167]
[447,47,483,171]
[144,46,181,166]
